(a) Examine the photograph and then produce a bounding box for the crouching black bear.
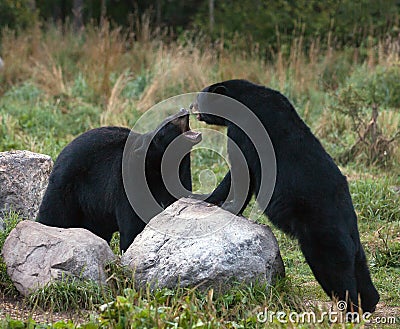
[192,79,379,313]
[37,109,201,251]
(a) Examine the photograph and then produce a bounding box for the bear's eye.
[210,85,228,95]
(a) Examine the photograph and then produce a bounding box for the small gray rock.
[0,151,53,228]
[2,220,116,296]
[121,198,284,291]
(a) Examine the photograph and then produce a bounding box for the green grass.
[26,276,112,312]
[0,211,21,297]
[0,23,399,328]
[351,178,400,223]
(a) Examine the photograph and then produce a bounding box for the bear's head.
[191,79,265,126]
[190,83,229,126]
[135,108,202,157]
[191,79,300,135]
[153,108,202,148]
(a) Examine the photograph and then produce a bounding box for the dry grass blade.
[32,55,67,96]
[100,71,133,126]
[137,45,214,111]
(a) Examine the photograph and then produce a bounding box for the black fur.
[195,79,379,313]
[37,110,200,251]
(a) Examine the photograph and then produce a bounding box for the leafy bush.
[0,16,399,328]
[0,0,37,30]
[344,65,400,109]
[320,53,354,91]
[98,279,299,329]
[3,82,42,102]
[121,72,149,100]
[194,0,400,52]
[322,65,400,167]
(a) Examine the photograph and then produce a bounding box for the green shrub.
[121,72,149,100]
[346,65,400,109]
[98,279,299,329]
[3,82,42,102]
[0,211,22,296]
[0,0,38,30]
[325,66,400,168]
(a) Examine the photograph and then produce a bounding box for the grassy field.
[0,22,399,328]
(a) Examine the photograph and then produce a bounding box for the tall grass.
[2,19,399,166]
[0,18,399,327]
[1,18,399,105]
[0,212,21,297]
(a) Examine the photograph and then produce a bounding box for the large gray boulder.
[2,220,116,296]
[122,198,284,290]
[0,150,53,229]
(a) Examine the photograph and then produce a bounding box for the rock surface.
[122,198,284,290]
[2,220,116,296]
[0,150,53,229]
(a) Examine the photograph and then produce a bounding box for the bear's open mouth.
[176,108,202,144]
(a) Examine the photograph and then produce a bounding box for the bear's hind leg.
[298,228,360,312]
[354,246,379,312]
[37,187,81,227]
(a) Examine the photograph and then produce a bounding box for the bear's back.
[50,126,133,187]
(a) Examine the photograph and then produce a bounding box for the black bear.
[37,109,201,251]
[192,79,379,313]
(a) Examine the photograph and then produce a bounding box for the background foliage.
[0,0,399,328]
[1,1,399,50]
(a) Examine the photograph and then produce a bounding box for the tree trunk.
[73,0,84,31]
[209,0,215,32]
[53,1,62,22]
[101,0,107,20]
[156,0,162,26]
[28,0,36,10]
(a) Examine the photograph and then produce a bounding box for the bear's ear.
[210,84,228,95]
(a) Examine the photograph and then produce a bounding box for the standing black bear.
[37,109,201,251]
[192,79,379,313]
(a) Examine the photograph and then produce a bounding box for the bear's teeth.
[184,131,202,143]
